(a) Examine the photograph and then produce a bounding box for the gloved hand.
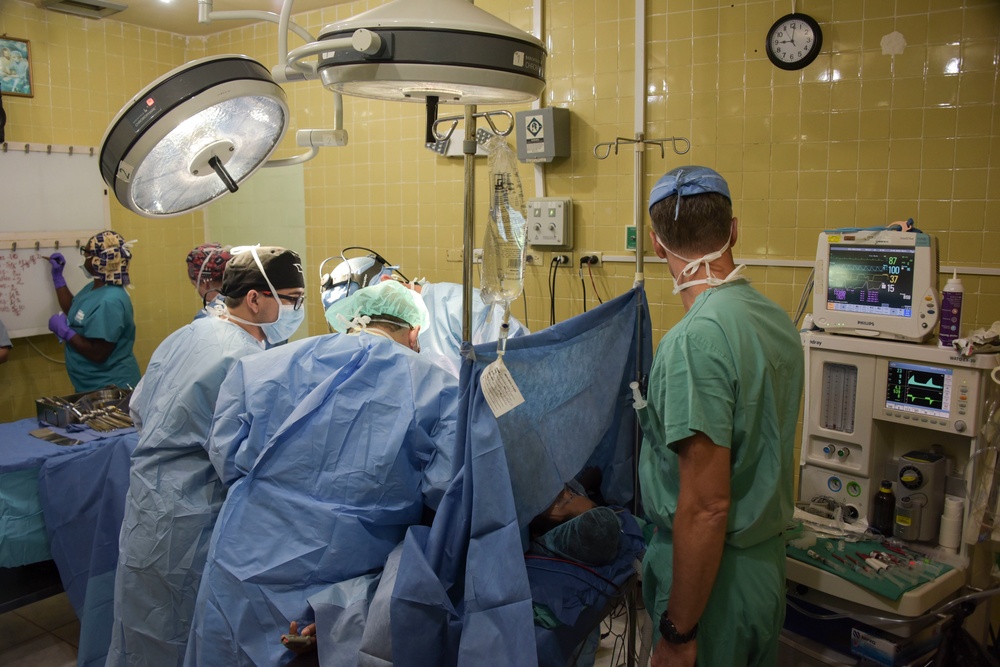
[48,312,77,343]
[48,252,67,288]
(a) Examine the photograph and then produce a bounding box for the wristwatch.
[659,615,698,644]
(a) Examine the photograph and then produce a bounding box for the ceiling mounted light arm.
[197,1,314,46]
[277,31,383,83]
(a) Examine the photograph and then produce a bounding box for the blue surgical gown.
[65,281,141,392]
[419,282,528,377]
[106,317,264,667]
[186,332,459,667]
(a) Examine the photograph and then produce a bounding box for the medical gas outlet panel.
[800,332,997,521]
[527,197,573,250]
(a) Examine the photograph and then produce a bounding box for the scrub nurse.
[46,230,140,391]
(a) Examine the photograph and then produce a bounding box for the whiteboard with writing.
[0,144,109,337]
[0,236,100,338]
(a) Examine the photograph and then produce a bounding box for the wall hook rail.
[593,135,691,160]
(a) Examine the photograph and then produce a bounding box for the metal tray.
[36,386,132,427]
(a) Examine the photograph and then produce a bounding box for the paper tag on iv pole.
[481,357,525,418]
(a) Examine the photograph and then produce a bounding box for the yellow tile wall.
[0,1,202,420]
[1,0,998,430]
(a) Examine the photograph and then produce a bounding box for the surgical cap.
[221,247,304,298]
[648,165,731,215]
[535,506,622,567]
[85,230,132,286]
[320,255,397,311]
[324,280,429,333]
[186,243,233,283]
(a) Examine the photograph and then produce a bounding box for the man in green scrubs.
[638,166,804,666]
[46,230,140,391]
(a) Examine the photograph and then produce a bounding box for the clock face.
[766,13,823,70]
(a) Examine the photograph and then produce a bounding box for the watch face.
[766,13,823,70]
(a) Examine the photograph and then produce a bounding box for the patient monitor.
[812,230,940,343]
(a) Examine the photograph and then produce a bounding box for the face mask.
[260,304,305,344]
[80,263,93,278]
[655,229,746,295]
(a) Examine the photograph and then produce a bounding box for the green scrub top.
[65,282,141,392]
[638,280,803,547]
[638,280,803,665]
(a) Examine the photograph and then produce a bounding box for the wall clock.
[765,13,823,70]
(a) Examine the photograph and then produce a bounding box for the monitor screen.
[812,231,939,343]
[826,245,915,318]
[885,361,951,419]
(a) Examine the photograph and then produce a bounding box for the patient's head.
[530,486,597,538]
[530,486,622,567]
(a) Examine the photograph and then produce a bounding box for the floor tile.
[0,612,46,652]
[0,633,77,667]
[12,593,77,631]
[52,619,81,648]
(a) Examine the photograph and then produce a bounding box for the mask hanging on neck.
[655,226,746,295]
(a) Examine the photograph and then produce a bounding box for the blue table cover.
[38,432,138,667]
[0,418,133,568]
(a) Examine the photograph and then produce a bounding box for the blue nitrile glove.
[48,313,77,343]
[48,252,67,289]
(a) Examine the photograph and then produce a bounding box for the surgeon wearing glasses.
[107,246,306,667]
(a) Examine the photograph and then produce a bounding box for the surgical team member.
[46,231,141,392]
[186,242,233,319]
[186,280,458,667]
[322,251,528,377]
[637,166,804,667]
[0,318,11,364]
[107,246,305,667]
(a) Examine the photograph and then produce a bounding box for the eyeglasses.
[79,247,96,257]
[263,291,306,311]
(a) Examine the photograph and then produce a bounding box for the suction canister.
[894,496,923,541]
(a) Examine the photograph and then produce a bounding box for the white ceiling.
[43,0,350,37]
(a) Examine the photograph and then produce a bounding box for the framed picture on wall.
[0,37,32,97]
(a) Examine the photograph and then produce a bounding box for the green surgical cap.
[325,280,429,333]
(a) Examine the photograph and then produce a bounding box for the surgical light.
[315,0,545,106]
[100,55,289,217]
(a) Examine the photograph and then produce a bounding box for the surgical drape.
[390,287,650,666]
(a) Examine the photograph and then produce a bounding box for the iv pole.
[431,109,516,342]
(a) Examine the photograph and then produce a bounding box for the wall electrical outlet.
[581,252,602,267]
[524,252,540,266]
[472,248,484,264]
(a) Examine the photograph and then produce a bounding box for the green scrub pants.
[643,534,786,666]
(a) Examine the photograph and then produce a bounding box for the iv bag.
[481,136,527,307]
